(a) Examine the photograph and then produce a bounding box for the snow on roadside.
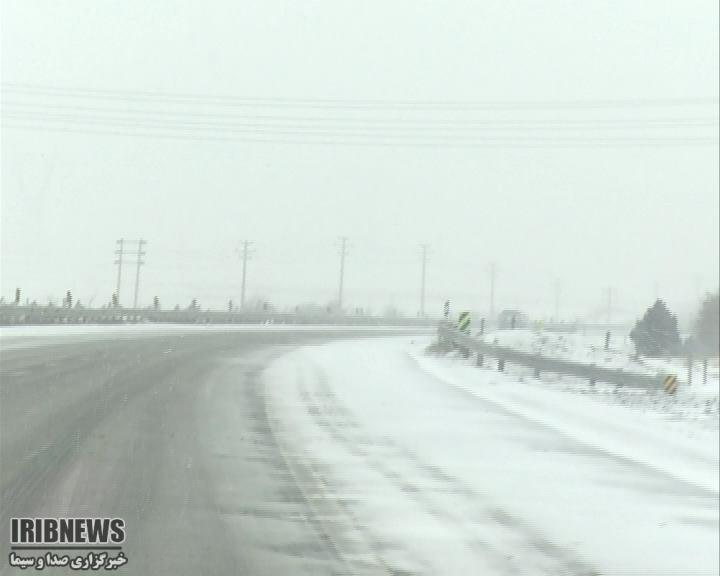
[412,338,719,494]
[264,336,719,576]
[477,328,719,407]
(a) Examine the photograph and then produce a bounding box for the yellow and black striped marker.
[663,374,678,395]
[458,311,471,333]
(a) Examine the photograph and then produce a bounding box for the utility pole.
[133,239,146,309]
[237,240,253,309]
[337,236,348,311]
[489,262,497,322]
[420,244,429,317]
[114,239,124,307]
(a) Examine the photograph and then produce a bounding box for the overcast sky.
[1,0,718,323]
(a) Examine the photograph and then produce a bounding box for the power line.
[4,84,716,147]
[3,120,716,149]
[3,94,716,140]
[4,110,716,141]
[3,83,717,110]
[4,83,716,148]
[9,111,714,138]
[4,101,717,129]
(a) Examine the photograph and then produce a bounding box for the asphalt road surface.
[1,330,717,575]
[0,330,421,576]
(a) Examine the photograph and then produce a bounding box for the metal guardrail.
[0,305,437,327]
[439,322,673,391]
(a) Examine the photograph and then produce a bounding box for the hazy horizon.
[2,0,718,325]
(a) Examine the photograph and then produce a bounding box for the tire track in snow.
[295,361,599,576]
[263,362,402,576]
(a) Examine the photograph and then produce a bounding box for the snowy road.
[1,330,717,575]
[266,338,719,575]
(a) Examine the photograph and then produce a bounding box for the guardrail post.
[687,354,693,386]
[703,358,708,385]
[437,321,668,392]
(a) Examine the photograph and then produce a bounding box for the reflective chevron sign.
[458,311,471,333]
[663,374,678,395]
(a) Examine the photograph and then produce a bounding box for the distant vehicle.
[497,309,528,330]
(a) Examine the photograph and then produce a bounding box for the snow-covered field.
[481,328,720,406]
[264,336,719,575]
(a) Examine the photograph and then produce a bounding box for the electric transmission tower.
[133,239,146,308]
[236,241,254,309]
[113,238,146,308]
[114,239,124,307]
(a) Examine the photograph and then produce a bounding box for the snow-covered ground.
[480,328,720,406]
[3,327,716,573]
[264,336,719,576]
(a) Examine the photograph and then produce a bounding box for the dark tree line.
[631,293,719,357]
[689,292,719,356]
[630,299,681,356]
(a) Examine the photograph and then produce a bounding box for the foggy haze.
[1,0,718,324]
